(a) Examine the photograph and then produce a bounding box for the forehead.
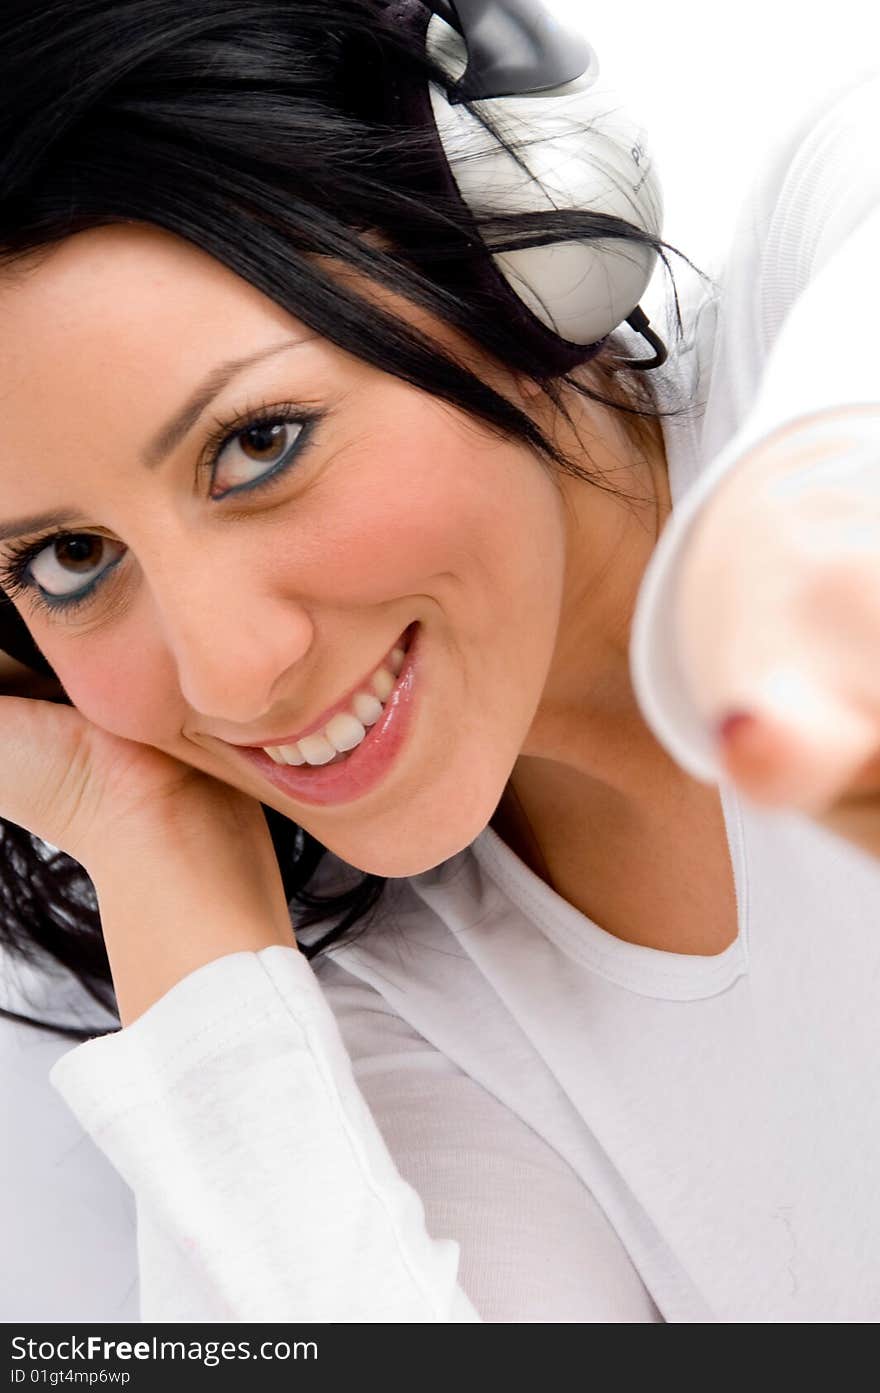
[0,224,310,393]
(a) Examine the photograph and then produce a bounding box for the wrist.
[88,798,296,1026]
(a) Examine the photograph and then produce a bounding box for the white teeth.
[277,743,306,765]
[371,667,395,701]
[261,633,412,767]
[297,732,338,766]
[324,711,367,753]
[387,646,406,677]
[352,691,384,727]
[263,746,289,765]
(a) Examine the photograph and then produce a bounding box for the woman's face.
[0,224,644,876]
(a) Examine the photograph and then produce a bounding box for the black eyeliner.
[0,401,325,618]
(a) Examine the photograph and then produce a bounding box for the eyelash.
[0,400,322,621]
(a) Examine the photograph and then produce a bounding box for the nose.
[151,561,315,727]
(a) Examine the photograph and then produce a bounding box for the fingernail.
[717,710,757,744]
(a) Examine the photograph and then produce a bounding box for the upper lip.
[218,626,411,750]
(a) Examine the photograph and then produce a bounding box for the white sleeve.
[46,943,660,1324]
[630,70,880,783]
[47,945,480,1323]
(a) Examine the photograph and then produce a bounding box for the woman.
[1,0,879,1322]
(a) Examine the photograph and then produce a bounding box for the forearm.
[49,946,480,1321]
[88,799,295,1027]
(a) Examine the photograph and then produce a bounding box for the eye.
[26,534,126,603]
[209,415,310,499]
[0,404,323,618]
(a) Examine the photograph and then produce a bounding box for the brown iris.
[239,422,288,461]
[55,536,103,572]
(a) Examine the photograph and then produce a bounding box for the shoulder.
[724,68,880,329]
[754,69,880,308]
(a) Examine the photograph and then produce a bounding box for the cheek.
[287,404,560,610]
[56,648,182,747]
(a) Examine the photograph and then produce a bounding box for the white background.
[550,0,878,312]
[3,0,879,1325]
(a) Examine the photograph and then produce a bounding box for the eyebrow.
[0,334,317,545]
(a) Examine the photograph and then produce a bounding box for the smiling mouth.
[230,621,418,760]
[227,619,422,807]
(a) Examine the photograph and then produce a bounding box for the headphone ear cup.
[425,12,664,347]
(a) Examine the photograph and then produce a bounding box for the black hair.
[0,0,711,1041]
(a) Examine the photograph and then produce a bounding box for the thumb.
[716,666,878,813]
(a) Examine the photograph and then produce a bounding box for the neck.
[490,393,684,875]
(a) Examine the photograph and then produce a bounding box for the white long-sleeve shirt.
[6,66,880,1323]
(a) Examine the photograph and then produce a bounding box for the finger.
[716,667,879,813]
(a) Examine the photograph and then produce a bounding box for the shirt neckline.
[469,776,750,1001]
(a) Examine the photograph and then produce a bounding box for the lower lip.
[232,622,421,808]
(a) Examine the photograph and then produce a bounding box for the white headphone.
[384,0,667,370]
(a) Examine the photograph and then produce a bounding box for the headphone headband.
[382,0,615,377]
[383,0,667,370]
[421,0,594,102]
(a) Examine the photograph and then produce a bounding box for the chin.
[330,797,498,880]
